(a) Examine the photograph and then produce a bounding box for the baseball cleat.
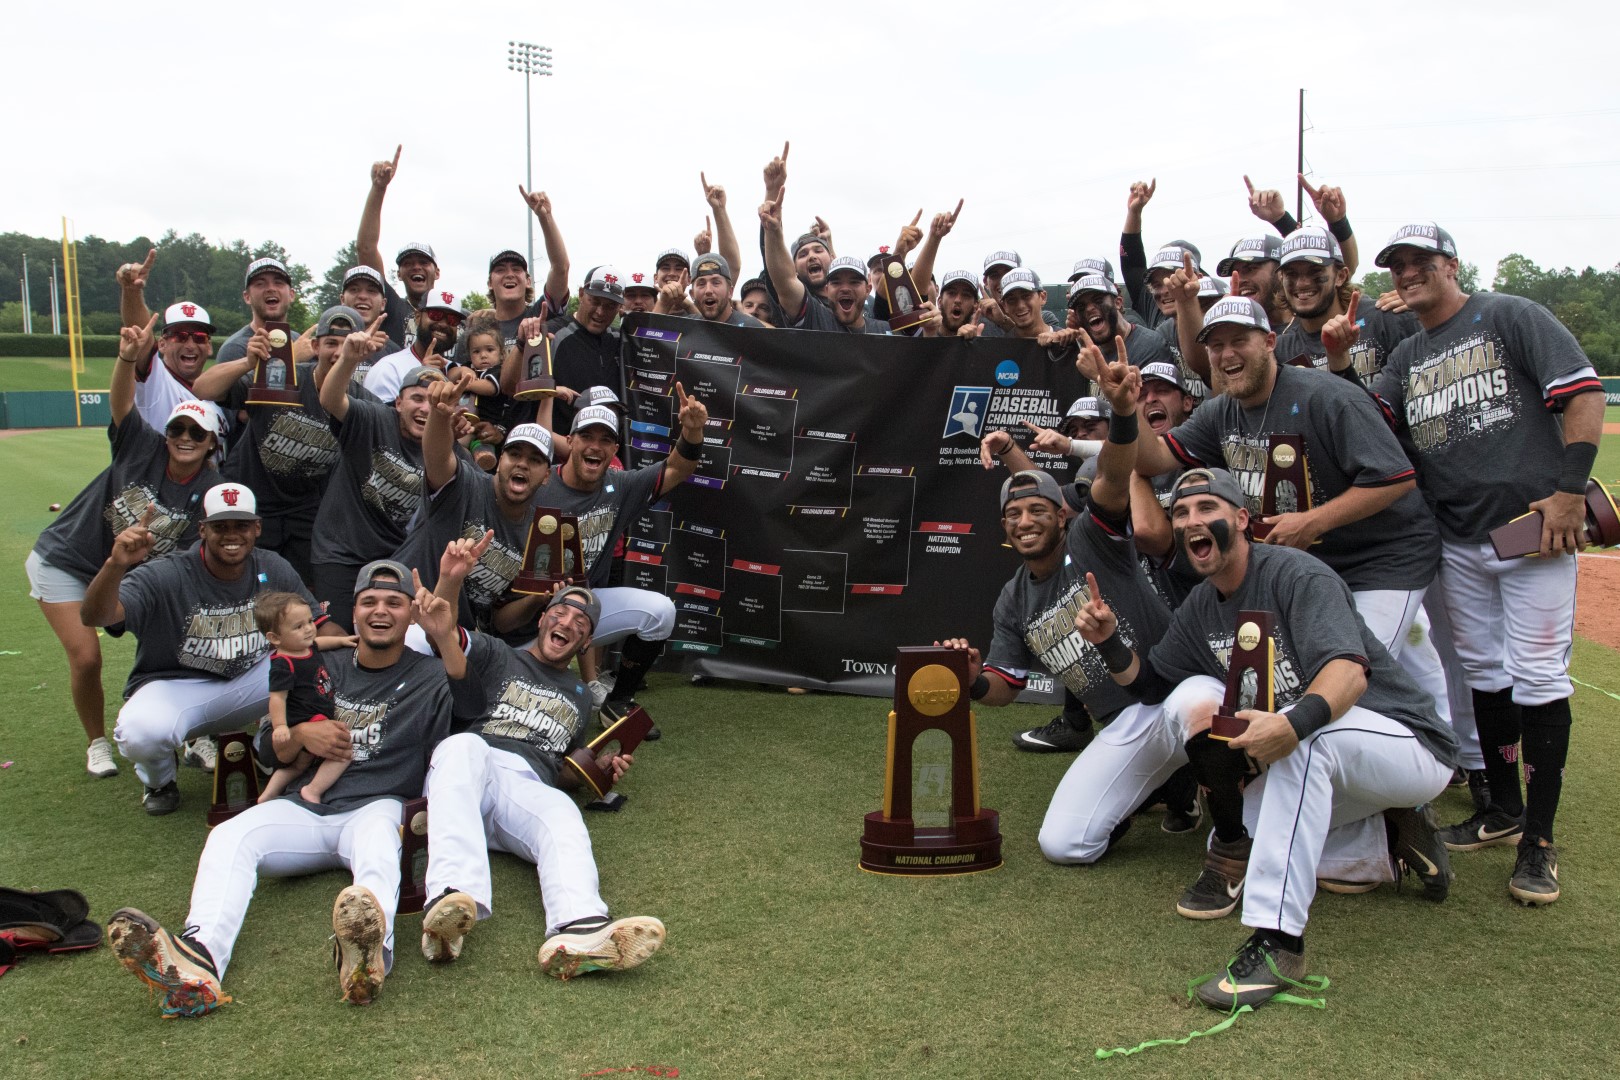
[1195,932,1308,1011]
[539,915,665,981]
[420,889,478,963]
[1386,804,1453,901]
[87,737,119,778]
[142,781,181,817]
[182,736,217,771]
[1438,807,1524,852]
[1508,839,1560,906]
[107,907,229,1018]
[1176,836,1250,919]
[1317,877,1380,895]
[1465,769,1492,815]
[1012,714,1093,753]
[332,886,386,1005]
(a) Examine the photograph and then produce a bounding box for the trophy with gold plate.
[1488,478,1620,560]
[859,647,1002,876]
[511,507,585,595]
[1249,434,1311,542]
[566,705,657,807]
[206,731,262,826]
[1210,612,1275,742]
[398,797,429,915]
[514,333,557,401]
[245,320,300,406]
[875,253,930,333]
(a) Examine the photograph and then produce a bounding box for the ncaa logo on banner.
[994,360,1019,387]
[943,386,994,440]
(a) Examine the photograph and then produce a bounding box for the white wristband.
[1070,438,1103,460]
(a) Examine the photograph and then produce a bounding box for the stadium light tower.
[507,41,554,272]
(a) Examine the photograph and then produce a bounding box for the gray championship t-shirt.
[792,294,891,335]
[117,546,318,696]
[1275,296,1419,388]
[310,397,425,566]
[1372,291,1602,544]
[1147,543,1459,768]
[33,411,217,583]
[984,502,1174,723]
[535,463,665,589]
[1165,361,1438,591]
[217,324,301,363]
[455,629,592,789]
[222,361,342,532]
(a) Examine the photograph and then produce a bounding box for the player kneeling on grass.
[254,591,351,804]
[1074,467,1460,1010]
[415,532,665,980]
[106,561,477,1016]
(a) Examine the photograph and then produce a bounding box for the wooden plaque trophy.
[245,320,300,406]
[398,797,429,915]
[1488,478,1620,560]
[514,333,557,401]
[511,508,586,595]
[1210,612,1275,742]
[206,732,261,826]
[876,254,931,333]
[566,705,658,808]
[1248,434,1311,542]
[859,647,1002,876]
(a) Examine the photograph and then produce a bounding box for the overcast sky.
[6,2,1617,302]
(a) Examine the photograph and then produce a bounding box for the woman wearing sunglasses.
[27,313,223,778]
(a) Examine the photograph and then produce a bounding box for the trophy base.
[246,389,301,407]
[398,797,429,916]
[205,802,256,827]
[514,381,558,401]
[564,705,656,799]
[1488,479,1620,560]
[207,732,260,827]
[859,810,1002,876]
[886,308,931,333]
[1209,711,1249,742]
[510,572,569,597]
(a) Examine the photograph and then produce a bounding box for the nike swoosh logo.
[1408,850,1440,877]
[1218,978,1277,994]
[1478,824,1518,841]
[1226,881,1243,899]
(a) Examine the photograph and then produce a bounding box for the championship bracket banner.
[619,313,1087,703]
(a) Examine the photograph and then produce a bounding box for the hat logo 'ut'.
[221,488,241,507]
[181,303,197,318]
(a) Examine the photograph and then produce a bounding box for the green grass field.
[2,428,1620,1077]
[0,356,118,393]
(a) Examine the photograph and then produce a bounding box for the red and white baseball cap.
[201,483,260,522]
[421,289,466,316]
[164,399,226,436]
[163,301,214,333]
[623,270,658,295]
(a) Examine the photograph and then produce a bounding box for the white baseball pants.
[1352,587,1454,731]
[114,657,271,789]
[1037,703,1186,864]
[1437,541,1576,706]
[404,585,675,656]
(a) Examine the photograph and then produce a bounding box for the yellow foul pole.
[62,217,82,425]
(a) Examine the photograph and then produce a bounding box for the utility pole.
[1296,88,1306,223]
[49,258,60,334]
[507,41,554,272]
[21,253,33,334]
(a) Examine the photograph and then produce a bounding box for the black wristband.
[1273,212,1298,237]
[676,438,703,461]
[969,674,990,700]
[1106,408,1138,444]
[1096,630,1134,674]
[1328,216,1354,243]
[1286,693,1332,742]
[1558,441,1597,496]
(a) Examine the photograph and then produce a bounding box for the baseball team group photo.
[4,6,1619,1078]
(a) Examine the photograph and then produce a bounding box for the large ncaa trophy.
[566,705,657,809]
[1210,612,1275,742]
[398,797,429,915]
[514,332,557,401]
[1489,478,1620,560]
[511,507,586,595]
[206,732,262,826]
[875,253,930,333]
[1249,434,1312,542]
[859,647,1002,875]
[245,320,300,406]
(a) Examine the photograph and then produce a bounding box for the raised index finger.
[392,144,402,169]
[1298,172,1319,199]
[1085,571,1101,600]
[951,197,964,221]
[910,209,922,227]
[1243,174,1255,195]
[143,311,160,335]
[141,248,156,270]
[781,140,790,162]
[1348,288,1362,313]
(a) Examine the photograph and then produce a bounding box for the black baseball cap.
[489,250,529,272]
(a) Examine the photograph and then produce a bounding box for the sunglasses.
[165,422,212,441]
[166,330,211,345]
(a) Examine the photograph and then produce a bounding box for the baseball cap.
[201,483,259,523]
[396,242,437,264]
[791,233,831,260]
[1067,274,1117,306]
[1149,243,1202,275]
[1069,257,1115,283]
[316,305,365,338]
[583,265,627,303]
[623,270,658,295]
[342,265,387,295]
[999,469,1065,512]
[400,365,447,390]
[420,289,465,317]
[1217,235,1284,275]
[1197,296,1272,342]
[547,585,601,630]
[1064,396,1109,421]
[571,404,620,436]
[1197,275,1229,300]
[353,559,414,598]
[999,268,1042,295]
[825,256,868,281]
[164,399,225,436]
[243,257,290,288]
[503,423,554,461]
[655,248,691,272]
[489,249,529,272]
[1278,227,1344,267]
[692,253,734,282]
[866,246,892,269]
[1374,222,1459,268]
[1140,361,1183,387]
[578,385,624,411]
[983,250,1021,273]
[1171,467,1247,512]
[740,277,771,297]
[163,301,213,332]
[939,269,981,297]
